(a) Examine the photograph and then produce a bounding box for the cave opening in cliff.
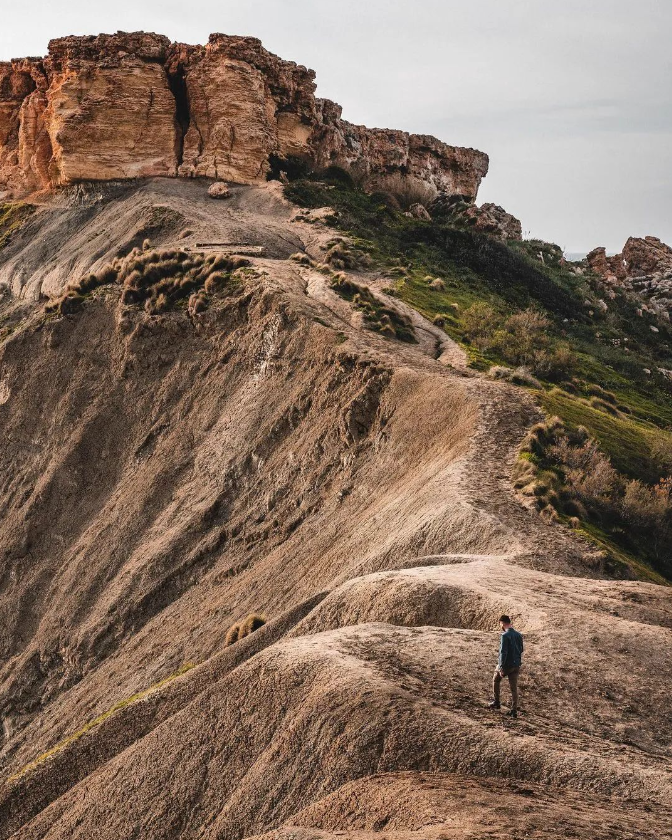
[167,64,190,166]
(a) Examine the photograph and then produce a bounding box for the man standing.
[489,614,523,718]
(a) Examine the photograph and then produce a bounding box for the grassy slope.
[286,177,672,579]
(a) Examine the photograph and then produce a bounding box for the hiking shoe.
[507,709,518,719]
[488,701,501,710]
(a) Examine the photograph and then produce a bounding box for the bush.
[239,613,267,638]
[461,304,576,379]
[490,365,542,389]
[324,239,370,271]
[461,302,499,348]
[516,415,672,575]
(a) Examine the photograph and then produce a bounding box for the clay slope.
[0,181,670,840]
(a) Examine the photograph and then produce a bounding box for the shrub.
[651,437,672,475]
[224,613,266,646]
[622,478,672,562]
[290,252,314,266]
[324,239,370,271]
[428,278,446,291]
[461,302,499,349]
[462,304,576,379]
[490,365,542,389]
[239,613,267,638]
[225,623,240,646]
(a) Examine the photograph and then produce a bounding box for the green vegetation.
[513,418,671,580]
[7,662,196,784]
[282,167,672,580]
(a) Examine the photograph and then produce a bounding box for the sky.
[1,0,670,253]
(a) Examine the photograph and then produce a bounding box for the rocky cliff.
[0,32,489,199]
[587,235,672,318]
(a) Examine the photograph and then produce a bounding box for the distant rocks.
[587,236,672,317]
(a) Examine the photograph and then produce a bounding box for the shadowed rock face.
[0,32,489,199]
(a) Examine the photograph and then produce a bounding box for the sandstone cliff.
[0,32,488,199]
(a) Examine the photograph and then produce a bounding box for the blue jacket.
[498,627,523,670]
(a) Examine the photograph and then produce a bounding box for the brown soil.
[0,179,669,840]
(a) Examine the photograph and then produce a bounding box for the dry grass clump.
[290,252,314,267]
[225,613,267,647]
[323,238,371,271]
[45,249,250,317]
[489,365,542,389]
[370,173,438,211]
[330,275,415,342]
[428,278,446,292]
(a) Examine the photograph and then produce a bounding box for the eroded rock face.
[587,236,672,317]
[0,31,489,200]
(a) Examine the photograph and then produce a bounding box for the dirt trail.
[0,179,669,840]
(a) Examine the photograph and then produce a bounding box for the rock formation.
[587,236,672,317]
[0,32,489,199]
[430,194,523,240]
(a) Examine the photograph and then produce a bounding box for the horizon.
[1,0,670,253]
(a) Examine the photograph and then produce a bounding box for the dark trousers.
[493,666,520,710]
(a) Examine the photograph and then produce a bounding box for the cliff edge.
[0,31,489,199]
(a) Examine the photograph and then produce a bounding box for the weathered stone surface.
[312,98,488,196]
[207,181,230,199]
[587,236,672,317]
[44,33,178,184]
[0,31,489,201]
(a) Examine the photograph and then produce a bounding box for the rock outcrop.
[430,194,523,241]
[0,32,489,199]
[587,236,672,317]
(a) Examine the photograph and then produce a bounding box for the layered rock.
[587,236,672,317]
[0,31,488,200]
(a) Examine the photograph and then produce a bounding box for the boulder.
[207,181,230,199]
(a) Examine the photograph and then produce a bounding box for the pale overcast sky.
[1,0,669,253]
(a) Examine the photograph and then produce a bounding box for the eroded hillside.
[0,178,670,840]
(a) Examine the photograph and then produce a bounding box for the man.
[489,614,523,718]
